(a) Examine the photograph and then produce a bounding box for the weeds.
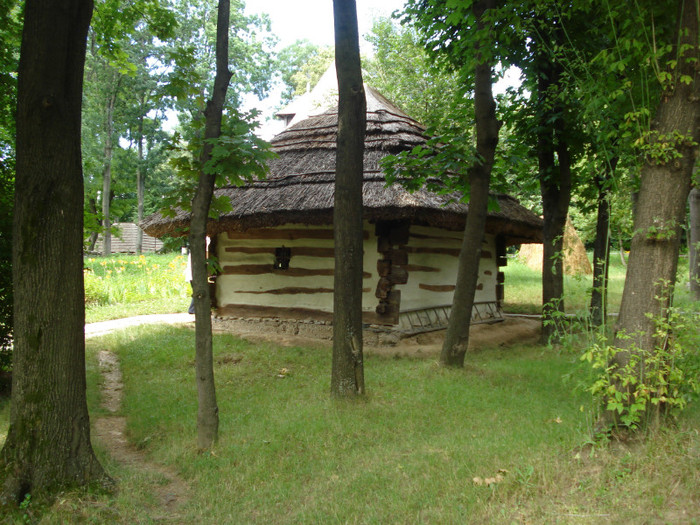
[84,253,190,322]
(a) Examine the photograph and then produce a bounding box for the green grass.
[84,253,191,323]
[2,253,699,521]
[3,325,692,523]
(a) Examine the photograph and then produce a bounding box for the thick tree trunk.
[101,90,117,257]
[689,186,700,299]
[590,157,617,327]
[189,0,231,449]
[440,0,499,367]
[331,0,366,396]
[136,113,145,255]
[607,0,700,427]
[0,0,106,505]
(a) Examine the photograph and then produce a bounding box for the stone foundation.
[212,315,402,346]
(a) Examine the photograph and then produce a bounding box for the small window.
[274,246,291,270]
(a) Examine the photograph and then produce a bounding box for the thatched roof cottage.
[142,86,542,333]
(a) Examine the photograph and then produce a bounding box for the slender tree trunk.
[534,28,572,344]
[86,196,99,252]
[189,0,231,449]
[136,112,145,255]
[689,186,700,299]
[331,0,366,396]
[590,157,617,327]
[618,234,627,267]
[0,0,106,505]
[606,0,700,427]
[101,89,117,257]
[440,0,499,367]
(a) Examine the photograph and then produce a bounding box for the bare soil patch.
[93,350,190,521]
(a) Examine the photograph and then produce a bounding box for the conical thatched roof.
[141,86,543,244]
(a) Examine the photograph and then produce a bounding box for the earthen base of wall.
[212,315,403,346]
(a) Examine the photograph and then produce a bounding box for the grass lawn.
[1,325,696,523]
[1,252,698,522]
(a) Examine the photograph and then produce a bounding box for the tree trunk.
[590,157,617,327]
[101,89,117,257]
[689,186,700,299]
[86,196,99,252]
[607,0,700,427]
[534,30,572,344]
[136,111,145,255]
[331,0,366,396]
[189,0,232,449]
[0,0,106,505]
[440,0,499,367]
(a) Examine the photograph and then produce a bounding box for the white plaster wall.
[217,222,379,313]
[396,225,497,311]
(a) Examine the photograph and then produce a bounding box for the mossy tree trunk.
[189,0,232,449]
[606,0,700,427]
[440,0,500,367]
[0,0,106,505]
[331,0,366,396]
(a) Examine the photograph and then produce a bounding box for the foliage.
[275,39,334,105]
[363,17,463,130]
[0,159,12,371]
[582,307,700,431]
[162,111,274,218]
[166,0,276,124]
[0,0,20,371]
[83,254,190,319]
[0,0,20,155]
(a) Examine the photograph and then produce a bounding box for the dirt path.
[86,313,194,339]
[93,349,190,521]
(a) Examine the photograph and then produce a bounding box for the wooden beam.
[410,232,462,241]
[404,264,440,273]
[222,264,371,278]
[224,246,336,258]
[235,287,371,295]
[419,283,456,292]
[405,247,461,257]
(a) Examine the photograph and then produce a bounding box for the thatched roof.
[142,86,543,244]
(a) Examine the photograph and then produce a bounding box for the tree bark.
[136,110,145,255]
[590,157,617,327]
[331,0,366,396]
[0,0,106,505]
[86,196,99,252]
[534,29,572,344]
[689,186,700,299]
[189,0,232,449]
[607,0,700,426]
[440,0,500,367]
[101,87,117,257]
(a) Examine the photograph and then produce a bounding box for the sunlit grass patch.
[503,252,628,315]
[84,253,190,322]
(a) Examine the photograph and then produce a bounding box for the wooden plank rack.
[396,302,504,335]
